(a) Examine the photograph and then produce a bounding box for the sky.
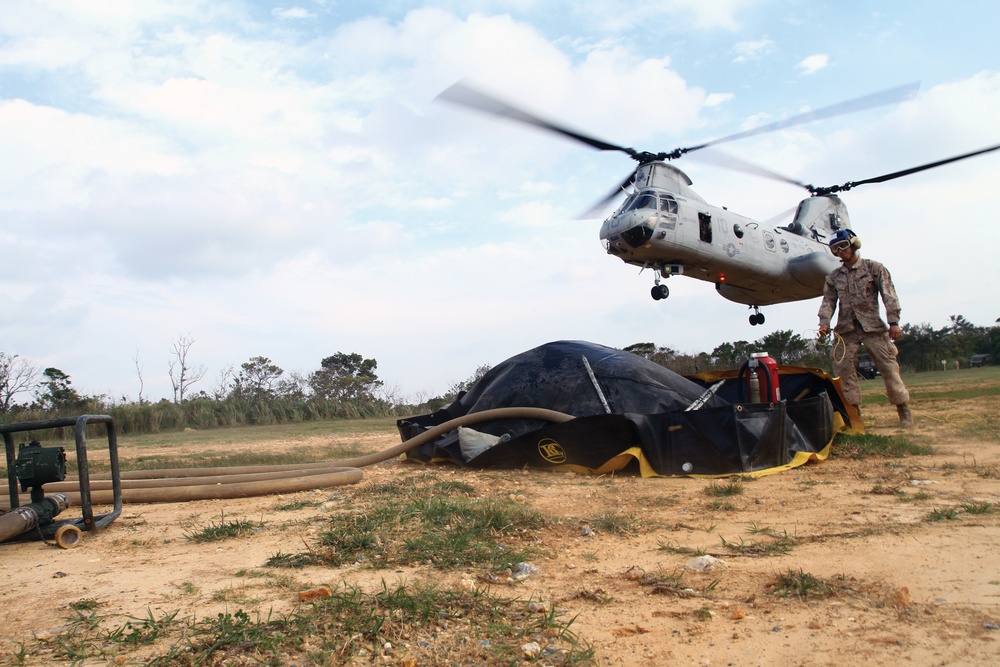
[2,0,999,405]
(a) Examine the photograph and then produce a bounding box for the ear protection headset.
[830,229,862,250]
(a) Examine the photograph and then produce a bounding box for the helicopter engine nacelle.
[791,195,851,242]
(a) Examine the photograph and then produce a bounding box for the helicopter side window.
[658,195,678,214]
[732,223,744,239]
[698,212,712,243]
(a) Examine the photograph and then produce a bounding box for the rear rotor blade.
[685,148,810,189]
[682,82,920,155]
[810,143,1000,195]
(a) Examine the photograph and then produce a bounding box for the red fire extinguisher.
[738,352,781,403]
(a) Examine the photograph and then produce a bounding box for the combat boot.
[897,403,914,429]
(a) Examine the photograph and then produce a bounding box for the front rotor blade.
[683,82,920,155]
[577,170,637,219]
[437,81,634,155]
[814,142,1000,195]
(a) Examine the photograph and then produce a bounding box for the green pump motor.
[15,440,68,500]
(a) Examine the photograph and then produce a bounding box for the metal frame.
[2,414,122,535]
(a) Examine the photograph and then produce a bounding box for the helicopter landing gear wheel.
[748,307,765,326]
[54,524,83,549]
[651,284,669,301]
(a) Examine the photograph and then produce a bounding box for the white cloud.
[732,37,775,63]
[272,6,315,20]
[797,53,830,75]
[705,92,735,108]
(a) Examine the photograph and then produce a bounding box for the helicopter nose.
[620,223,655,248]
[602,210,656,247]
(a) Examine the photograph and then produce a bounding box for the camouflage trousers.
[833,328,910,407]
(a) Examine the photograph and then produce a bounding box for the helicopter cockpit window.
[626,193,658,211]
[732,223,744,238]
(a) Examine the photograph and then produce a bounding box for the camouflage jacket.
[817,257,901,334]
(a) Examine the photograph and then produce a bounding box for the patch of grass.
[271,477,547,572]
[273,498,322,511]
[100,608,181,648]
[897,490,933,502]
[183,513,264,543]
[746,522,779,535]
[34,607,184,663]
[961,501,994,515]
[719,529,798,557]
[971,459,1000,479]
[704,479,745,497]
[68,598,101,612]
[590,511,640,535]
[768,569,834,600]
[657,540,706,557]
[925,506,960,522]
[211,584,262,605]
[173,582,199,596]
[869,483,904,496]
[25,581,596,666]
[833,433,934,459]
[267,551,323,569]
[708,499,737,511]
[431,479,477,495]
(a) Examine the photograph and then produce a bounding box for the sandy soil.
[1,398,998,666]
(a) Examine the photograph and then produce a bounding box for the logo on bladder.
[537,438,567,464]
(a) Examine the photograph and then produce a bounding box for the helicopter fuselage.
[599,162,843,307]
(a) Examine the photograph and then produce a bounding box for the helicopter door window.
[763,232,776,251]
[658,195,678,214]
[658,195,678,229]
[698,212,712,243]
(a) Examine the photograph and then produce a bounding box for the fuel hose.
[2,407,573,509]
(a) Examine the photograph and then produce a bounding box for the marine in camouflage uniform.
[817,230,913,428]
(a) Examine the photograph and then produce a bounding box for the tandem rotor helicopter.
[438,81,1000,326]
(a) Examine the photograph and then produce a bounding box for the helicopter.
[438,82,1000,325]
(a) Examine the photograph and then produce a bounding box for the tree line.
[0,340,397,436]
[628,315,998,376]
[1,316,995,436]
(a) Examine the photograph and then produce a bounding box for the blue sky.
[2,0,999,404]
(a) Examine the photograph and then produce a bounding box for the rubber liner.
[398,340,851,477]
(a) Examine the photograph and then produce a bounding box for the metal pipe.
[0,494,69,544]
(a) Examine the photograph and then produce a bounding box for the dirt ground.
[1,397,999,666]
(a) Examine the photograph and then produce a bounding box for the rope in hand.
[810,328,847,365]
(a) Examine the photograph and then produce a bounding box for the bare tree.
[213,364,236,400]
[0,352,39,413]
[168,334,208,403]
[133,349,145,404]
